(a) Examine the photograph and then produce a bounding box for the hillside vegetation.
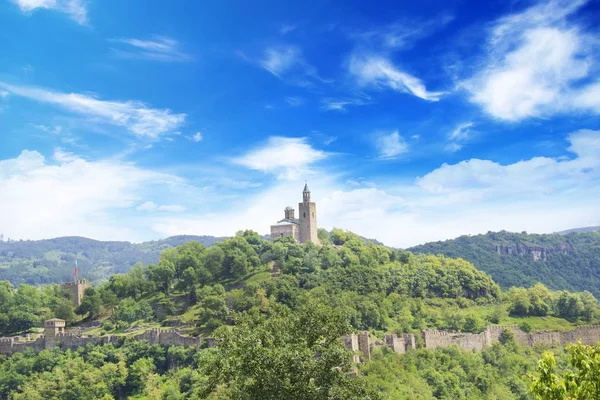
[409,230,600,297]
[2,229,600,398]
[0,235,223,286]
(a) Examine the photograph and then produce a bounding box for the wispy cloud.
[259,46,302,77]
[0,82,186,140]
[112,36,192,62]
[353,14,454,50]
[232,136,328,179]
[190,132,203,142]
[464,0,600,121]
[280,24,297,36]
[321,97,370,111]
[285,96,304,106]
[444,143,463,153]
[375,131,409,160]
[251,45,332,87]
[31,124,62,135]
[137,201,186,212]
[12,0,88,25]
[449,122,474,141]
[349,54,445,101]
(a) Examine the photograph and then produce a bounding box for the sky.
[0,0,599,248]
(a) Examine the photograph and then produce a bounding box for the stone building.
[62,279,89,307]
[270,182,320,244]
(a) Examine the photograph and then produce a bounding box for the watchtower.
[298,182,319,244]
[61,264,89,307]
[44,318,65,349]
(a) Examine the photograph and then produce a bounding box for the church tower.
[298,182,319,244]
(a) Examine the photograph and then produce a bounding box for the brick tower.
[298,182,319,244]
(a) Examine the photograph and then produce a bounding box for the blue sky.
[0,0,599,247]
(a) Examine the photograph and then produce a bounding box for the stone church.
[270,182,320,244]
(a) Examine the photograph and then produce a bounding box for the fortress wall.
[341,334,359,352]
[158,329,201,348]
[57,333,100,350]
[558,325,600,346]
[402,333,416,351]
[384,334,407,354]
[358,332,370,362]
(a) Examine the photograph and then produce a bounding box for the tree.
[147,263,175,294]
[76,287,102,318]
[531,342,600,399]
[197,303,380,400]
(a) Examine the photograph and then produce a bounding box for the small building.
[270,182,320,244]
[44,318,65,349]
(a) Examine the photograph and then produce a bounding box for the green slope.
[409,230,600,296]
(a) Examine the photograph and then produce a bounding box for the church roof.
[303,181,310,192]
[273,218,299,226]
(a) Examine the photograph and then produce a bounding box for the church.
[270,182,320,244]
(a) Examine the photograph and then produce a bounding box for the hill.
[0,235,224,286]
[556,226,600,235]
[2,228,600,399]
[409,230,600,296]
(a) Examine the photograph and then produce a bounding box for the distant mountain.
[409,230,600,297]
[0,235,224,286]
[556,226,600,235]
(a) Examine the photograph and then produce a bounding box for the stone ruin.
[0,319,202,355]
[342,324,600,363]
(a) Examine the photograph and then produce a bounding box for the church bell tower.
[298,182,319,244]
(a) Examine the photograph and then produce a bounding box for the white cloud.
[445,122,473,152]
[232,136,328,179]
[321,97,370,111]
[285,96,304,107]
[3,130,599,248]
[136,201,185,212]
[464,0,600,120]
[375,131,408,159]
[0,82,186,139]
[0,90,8,98]
[354,14,454,50]
[0,150,182,241]
[444,143,462,153]
[112,36,192,62]
[280,24,297,35]
[349,54,444,101]
[191,132,203,142]
[13,0,88,25]
[31,124,62,135]
[449,122,473,141]
[259,46,301,77]
[417,129,600,195]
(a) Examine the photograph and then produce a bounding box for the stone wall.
[133,328,201,349]
[0,327,201,355]
[341,325,600,364]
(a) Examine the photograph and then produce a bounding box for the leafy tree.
[531,342,600,399]
[197,303,380,400]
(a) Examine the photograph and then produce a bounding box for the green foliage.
[0,235,223,286]
[410,230,600,297]
[530,342,600,399]
[197,303,380,400]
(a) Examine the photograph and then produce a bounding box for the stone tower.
[298,182,319,244]
[61,264,89,307]
[44,318,65,349]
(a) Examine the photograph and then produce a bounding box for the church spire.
[303,181,311,202]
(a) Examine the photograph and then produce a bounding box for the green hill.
[409,230,600,296]
[0,235,224,286]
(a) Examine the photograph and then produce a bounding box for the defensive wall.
[0,320,201,355]
[4,321,600,359]
[342,324,600,362]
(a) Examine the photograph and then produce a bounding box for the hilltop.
[409,230,600,296]
[0,235,224,286]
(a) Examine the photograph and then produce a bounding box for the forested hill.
[0,235,224,286]
[409,230,600,296]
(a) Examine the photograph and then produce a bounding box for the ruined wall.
[358,332,370,362]
[0,336,45,355]
[133,328,201,349]
[56,333,100,350]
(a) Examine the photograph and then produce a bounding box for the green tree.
[197,303,380,400]
[531,342,600,399]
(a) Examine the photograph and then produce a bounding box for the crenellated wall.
[0,327,201,355]
[341,325,600,363]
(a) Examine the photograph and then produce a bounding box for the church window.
[303,212,306,218]
[312,212,314,218]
